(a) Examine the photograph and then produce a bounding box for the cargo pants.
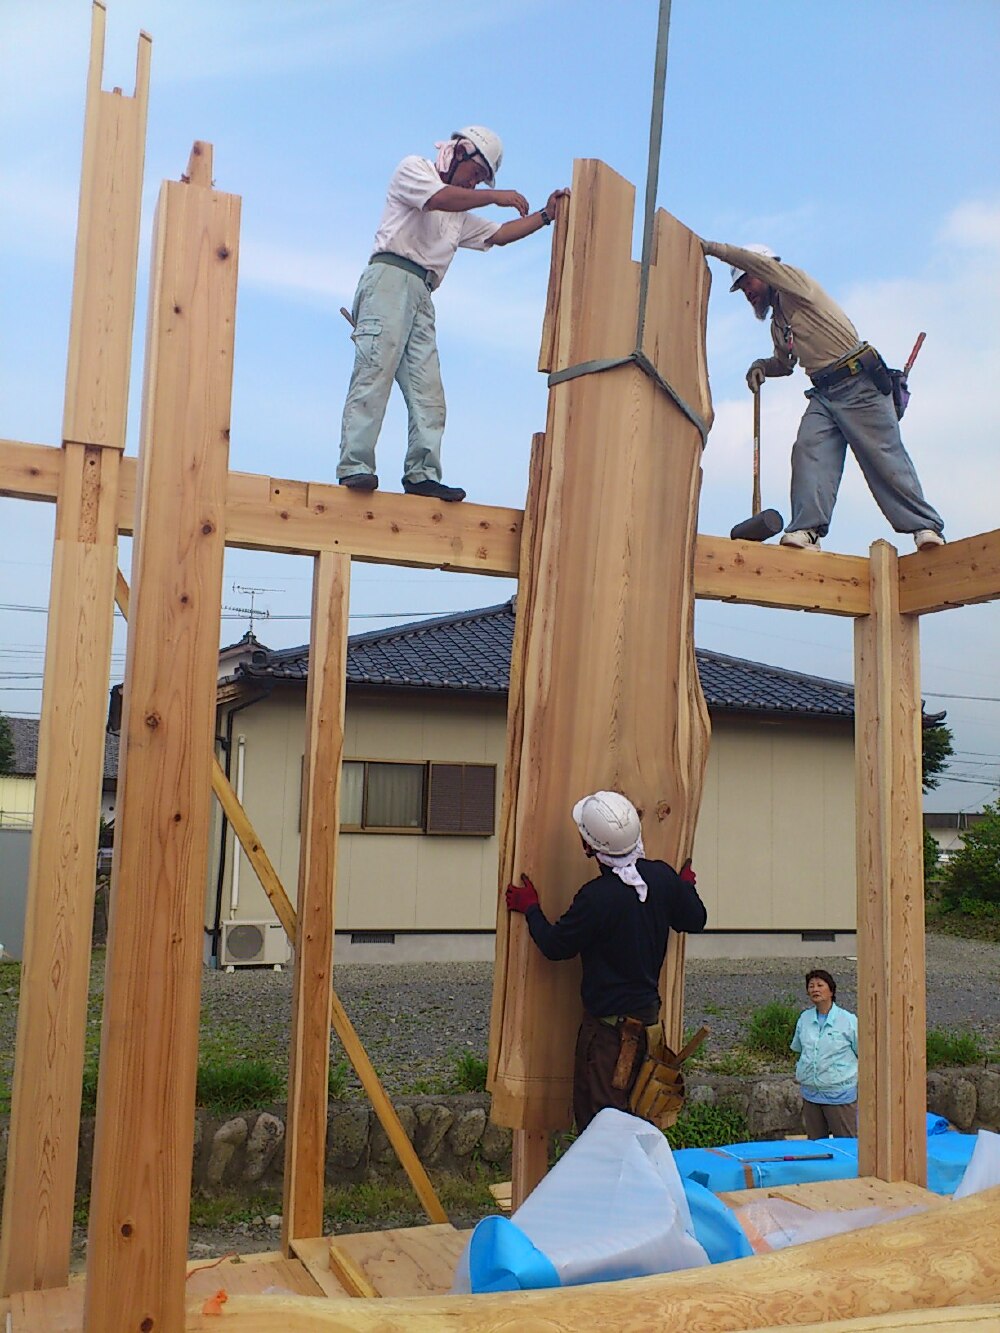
[788,373,943,538]
[337,262,446,485]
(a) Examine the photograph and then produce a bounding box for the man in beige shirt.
[701,241,945,552]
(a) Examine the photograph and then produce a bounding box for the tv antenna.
[225,582,277,634]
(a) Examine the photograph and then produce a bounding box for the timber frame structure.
[2,6,1000,1331]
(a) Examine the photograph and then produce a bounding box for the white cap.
[729,243,780,292]
[572,791,641,857]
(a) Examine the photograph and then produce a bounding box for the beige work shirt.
[703,242,860,378]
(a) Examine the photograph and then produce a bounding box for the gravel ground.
[194,930,1000,1094]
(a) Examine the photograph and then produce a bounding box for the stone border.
[2,1069,995,1201]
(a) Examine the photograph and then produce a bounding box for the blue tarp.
[675,1117,976,1209]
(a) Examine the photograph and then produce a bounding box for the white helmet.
[572,791,641,857]
[729,243,780,292]
[452,125,503,184]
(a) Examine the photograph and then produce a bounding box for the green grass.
[196,1057,285,1113]
[328,1059,349,1100]
[744,1000,799,1062]
[926,902,1000,943]
[926,1027,988,1068]
[449,1051,488,1093]
[664,1099,748,1150]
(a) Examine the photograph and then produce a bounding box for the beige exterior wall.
[208,687,857,942]
[0,775,35,829]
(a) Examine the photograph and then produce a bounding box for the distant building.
[924,810,987,863]
[0,717,119,830]
[209,600,871,963]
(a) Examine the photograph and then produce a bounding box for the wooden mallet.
[730,385,784,542]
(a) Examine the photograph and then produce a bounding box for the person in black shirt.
[506,790,707,1131]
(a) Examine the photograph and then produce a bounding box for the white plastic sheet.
[734,1198,924,1253]
[953,1128,1000,1199]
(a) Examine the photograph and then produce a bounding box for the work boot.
[913,529,945,551]
[780,529,822,551]
[402,478,466,502]
[339,473,378,492]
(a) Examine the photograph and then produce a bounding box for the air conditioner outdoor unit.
[220,920,291,969]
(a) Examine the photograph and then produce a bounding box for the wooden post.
[0,3,149,1296]
[854,540,927,1183]
[83,146,240,1333]
[489,161,713,1139]
[282,552,349,1249]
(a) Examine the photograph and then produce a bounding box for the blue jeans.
[788,374,943,537]
[337,263,446,484]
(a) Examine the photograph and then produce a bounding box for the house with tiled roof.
[207,599,870,963]
[0,716,119,830]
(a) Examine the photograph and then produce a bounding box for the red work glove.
[505,873,539,914]
[679,858,697,887]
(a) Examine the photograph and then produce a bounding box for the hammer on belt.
[611,1017,646,1091]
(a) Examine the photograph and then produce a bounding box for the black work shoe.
[402,478,466,502]
[339,473,378,492]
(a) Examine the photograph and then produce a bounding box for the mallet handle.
[752,386,762,516]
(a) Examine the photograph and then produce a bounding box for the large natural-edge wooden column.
[282,551,349,1249]
[854,541,927,1183]
[0,4,149,1296]
[83,145,240,1333]
[489,160,713,1143]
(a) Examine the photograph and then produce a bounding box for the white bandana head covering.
[434,137,475,179]
[596,837,648,902]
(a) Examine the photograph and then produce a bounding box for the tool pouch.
[611,1017,646,1091]
[889,368,910,419]
[865,347,893,397]
[628,1024,710,1131]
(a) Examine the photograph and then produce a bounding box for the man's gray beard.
[753,293,772,320]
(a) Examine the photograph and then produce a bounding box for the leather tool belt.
[370,251,439,291]
[810,342,884,393]
[628,1024,710,1131]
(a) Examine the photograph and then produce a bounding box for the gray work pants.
[788,374,943,537]
[337,262,446,484]
[802,1097,857,1139]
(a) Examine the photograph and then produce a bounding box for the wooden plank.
[325,1241,378,1299]
[490,162,712,1133]
[287,1238,353,1299]
[897,527,1000,614]
[717,1176,945,1212]
[82,160,240,1333]
[184,1257,321,1300]
[0,3,148,1296]
[854,542,927,1185]
[62,6,149,450]
[328,1225,469,1299]
[186,1187,1000,1332]
[180,1300,1000,1333]
[283,552,349,1249]
[488,1181,512,1213]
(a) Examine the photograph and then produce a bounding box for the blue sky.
[1,0,998,811]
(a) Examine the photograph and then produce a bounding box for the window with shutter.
[427,762,496,836]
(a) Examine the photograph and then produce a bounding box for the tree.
[942,799,1000,912]
[922,722,954,793]
[923,826,941,886]
[0,713,14,775]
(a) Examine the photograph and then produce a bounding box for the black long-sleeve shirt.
[525,860,707,1022]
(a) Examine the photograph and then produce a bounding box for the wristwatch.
[539,208,552,226]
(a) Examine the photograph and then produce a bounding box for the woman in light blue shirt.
[790,969,858,1138]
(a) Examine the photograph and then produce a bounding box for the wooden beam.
[62,4,150,451]
[0,1,148,1296]
[83,156,240,1333]
[854,541,927,1184]
[185,1187,1000,1330]
[511,1129,549,1211]
[897,527,1000,615]
[2,437,879,614]
[696,532,870,617]
[282,552,349,1250]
